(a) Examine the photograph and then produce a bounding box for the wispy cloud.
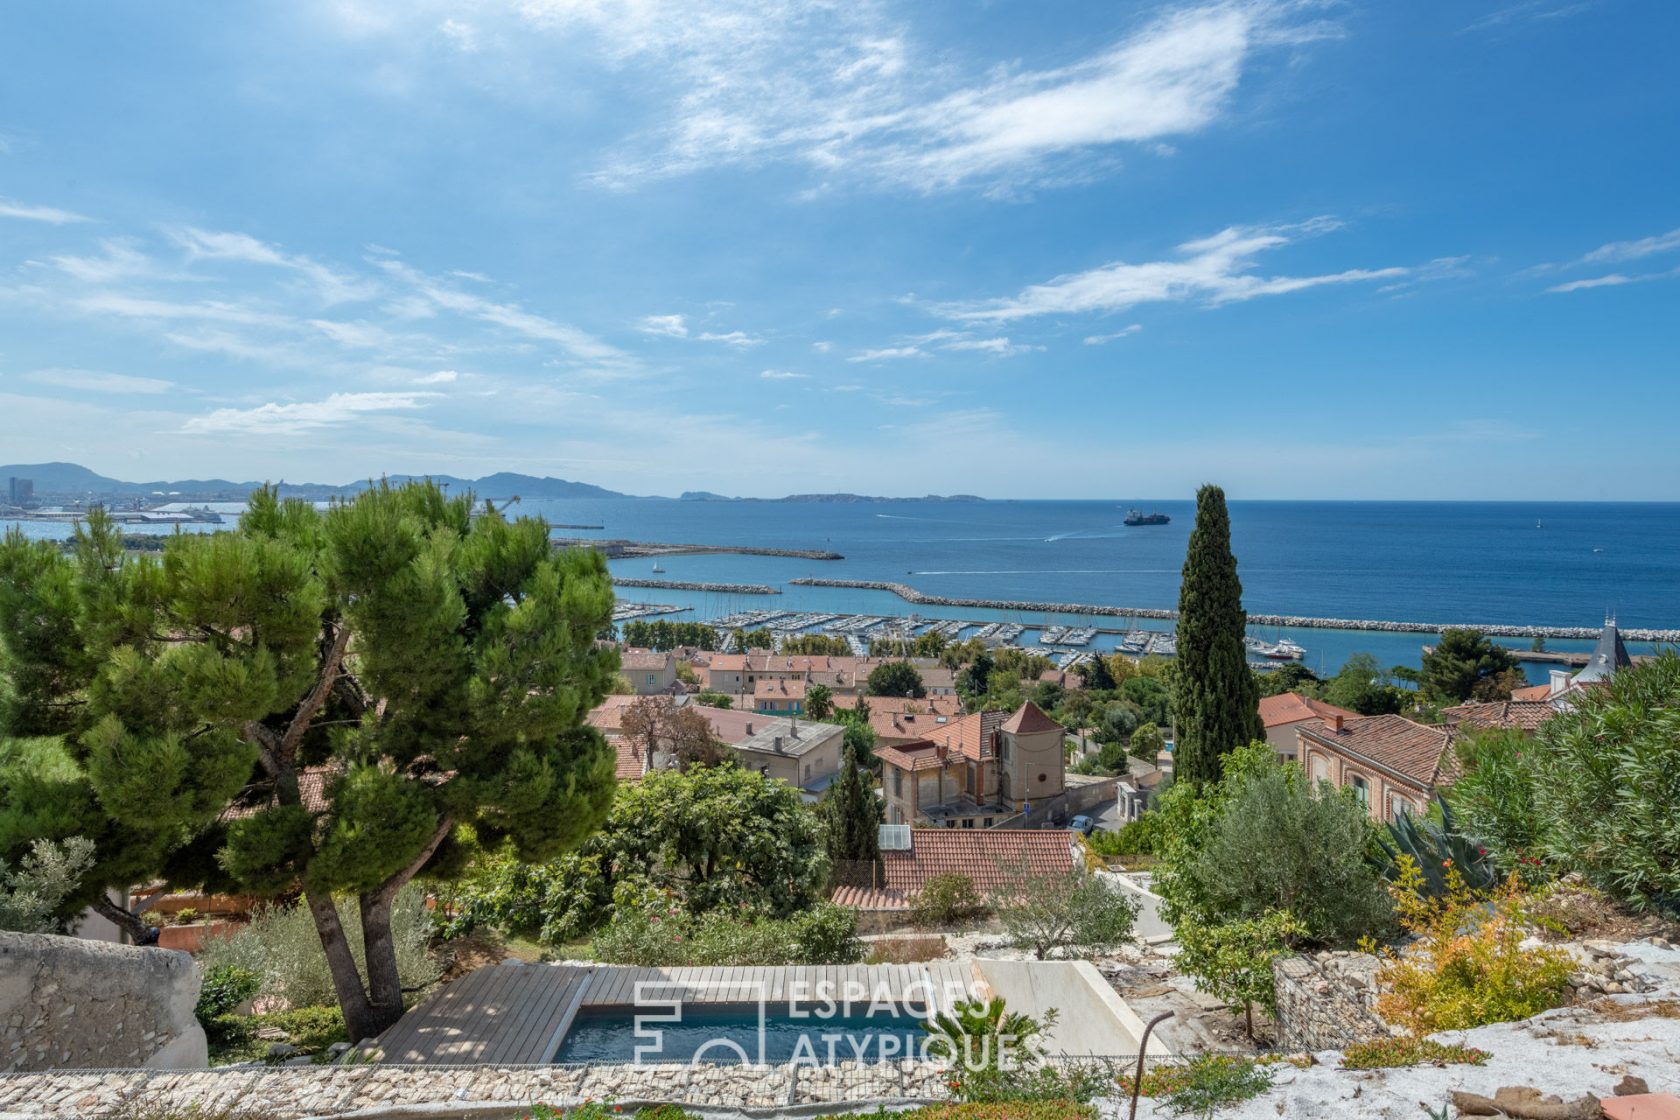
[941,336,1036,356]
[0,197,91,224]
[849,345,925,362]
[22,368,175,395]
[375,257,629,368]
[168,226,375,304]
[760,369,808,380]
[47,238,162,283]
[1547,267,1680,294]
[182,391,440,435]
[697,330,763,347]
[1084,324,1143,344]
[1461,0,1597,34]
[638,313,688,338]
[942,218,1407,322]
[364,0,1334,195]
[1579,227,1680,265]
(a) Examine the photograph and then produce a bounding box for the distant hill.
[680,490,985,503]
[0,463,635,501]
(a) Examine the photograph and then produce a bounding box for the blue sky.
[1,0,1676,499]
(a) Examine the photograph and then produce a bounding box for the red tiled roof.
[221,765,337,820]
[1297,714,1456,788]
[1258,692,1361,730]
[1510,682,1552,702]
[614,739,647,782]
[1000,701,1061,735]
[754,677,808,699]
[920,710,1007,762]
[619,649,671,672]
[831,828,1076,910]
[832,693,962,716]
[586,694,645,734]
[1438,700,1555,733]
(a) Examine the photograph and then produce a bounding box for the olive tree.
[0,484,619,1039]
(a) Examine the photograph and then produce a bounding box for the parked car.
[1069,814,1096,836]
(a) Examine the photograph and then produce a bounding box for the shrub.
[1524,653,1680,912]
[924,998,1063,1102]
[442,849,609,945]
[1446,729,1549,877]
[1173,910,1306,1040]
[1340,1037,1490,1069]
[1085,814,1161,858]
[0,836,96,934]
[995,871,1137,960]
[198,885,438,1011]
[1374,857,1572,1035]
[1160,745,1394,948]
[589,896,863,967]
[1119,1055,1275,1114]
[912,873,989,928]
[196,964,261,1049]
[862,1106,1096,1120]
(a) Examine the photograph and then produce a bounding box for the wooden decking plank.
[492,968,578,1065]
[539,971,594,1065]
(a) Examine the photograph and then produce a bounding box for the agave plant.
[922,996,1054,1074]
[1375,795,1499,896]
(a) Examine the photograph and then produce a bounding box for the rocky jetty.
[555,537,842,560]
[788,579,1680,642]
[613,578,779,595]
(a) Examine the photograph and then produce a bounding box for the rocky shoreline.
[787,579,1680,642]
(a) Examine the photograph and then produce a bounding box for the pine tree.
[1171,484,1262,786]
[822,758,882,868]
[0,483,619,1040]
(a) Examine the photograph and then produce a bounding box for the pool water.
[552,1003,936,1065]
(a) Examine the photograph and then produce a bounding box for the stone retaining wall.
[0,932,206,1072]
[1271,951,1401,1053]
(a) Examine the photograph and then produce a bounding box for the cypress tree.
[822,758,882,867]
[1171,484,1262,786]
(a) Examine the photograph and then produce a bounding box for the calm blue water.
[551,1003,932,1065]
[10,499,1678,675]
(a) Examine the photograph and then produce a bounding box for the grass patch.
[1117,1055,1275,1115]
[1584,997,1680,1022]
[1341,1037,1490,1069]
[205,1005,349,1066]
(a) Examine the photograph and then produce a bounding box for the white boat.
[651,562,665,573]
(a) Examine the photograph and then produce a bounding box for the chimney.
[1331,715,1344,734]
[773,736,784,752]
[745,722,753,735]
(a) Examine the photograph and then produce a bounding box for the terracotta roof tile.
[999,701,1061,735]
[1258,692,1361,730]
[1510,682,1553,702]
[831,828,1076,911]
[1297,714,1456,788]
[1438,700,1555,733]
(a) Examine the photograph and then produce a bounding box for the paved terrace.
[377,961,985,1065]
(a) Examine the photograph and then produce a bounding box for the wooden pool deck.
[378,961,986,1065]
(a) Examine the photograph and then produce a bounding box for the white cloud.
[1579,227,1680,265]
[22,368,175,394]
[811,340,833,352]
[182,391,440,435]
[0,197,91,224]
[1546,267,1680,294]
[940,336,1035,356]
[848,345,925,362]
[1084,324,1143,344]
[760,369,809,380]
[339,0,1331,195]
[376,258,629,367]
[638,313,689,337]
[47,239,160,283]
[943,218,1407,322]
[414,369,459,384]
[697,330,763,347]
[77,293,295,328]
[168,226,375,304]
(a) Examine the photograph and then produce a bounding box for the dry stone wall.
[1271,951,1401,1053]
[0,931,207,1071]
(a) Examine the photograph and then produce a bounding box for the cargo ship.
[1123,509,1170,526]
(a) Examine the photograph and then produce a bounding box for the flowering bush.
[1373,857,1572,1035]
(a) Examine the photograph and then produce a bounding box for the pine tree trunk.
[305,887,380,1043]
[359,891,407,1037]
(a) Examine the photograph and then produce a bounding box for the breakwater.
[613,578,780,595]
[787,579,1680,643]
[555,537,842,560]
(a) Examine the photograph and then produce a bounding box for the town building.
[874,702,1066,827]
[619,649,678,695]
[586,696,841,797]
[1294,713,1457,823]
[829,825,1077,912]
[1258,692,1362,762]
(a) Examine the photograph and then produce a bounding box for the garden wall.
[0,931,207,1071]
[1271,951,1400,1053]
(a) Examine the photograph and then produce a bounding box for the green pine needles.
[1170,484,1261,786]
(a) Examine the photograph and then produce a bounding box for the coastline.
[786,578,1680,643]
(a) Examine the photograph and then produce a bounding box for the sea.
[8,498,1679,679]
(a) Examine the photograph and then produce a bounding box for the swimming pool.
[552,1003,938,1065]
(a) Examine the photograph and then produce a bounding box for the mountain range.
[2,464,991,504]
